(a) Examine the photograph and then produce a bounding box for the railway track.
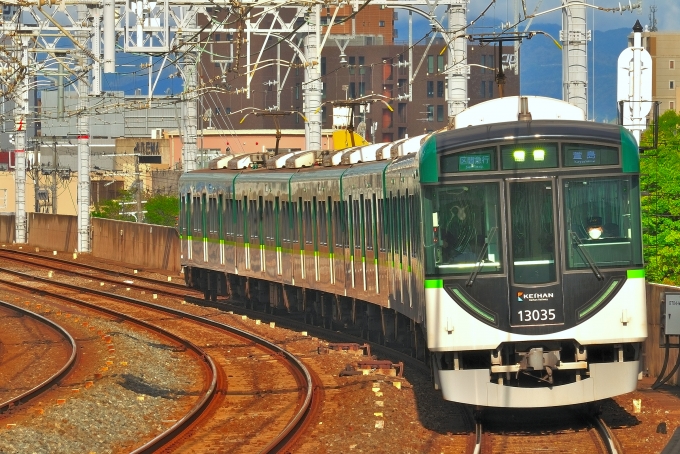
[0,300,77,413]
[0,247,638,453]
[0,259,319,453]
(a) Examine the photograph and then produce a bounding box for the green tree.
[640,110,680,285]
[144,194,179,226]
[91,189,136,222]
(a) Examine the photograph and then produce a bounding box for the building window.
[427,55,434,74]
[321,57,326,76]
[295,84,300,100]
[226,107,231,115]
[349,82,356,99]
[670,80,675,90]
[379,20,385,27]
[437,105,444,122]
[398,127,407,140]
[488,81,493,98]
[671,101,676,110]
[349,56,355,75]
[438,55,445,73]
[359,82,366,96]
[398,103,407,122]
[359,56,365,75]
[426,105,434,122]
[427,81,434,98]
[671,60,675,69]
[437,81,444,97]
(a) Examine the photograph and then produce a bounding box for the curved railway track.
[0,301,77,413]
[0,259,319,453]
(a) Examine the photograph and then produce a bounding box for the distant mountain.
[520,23,631,122]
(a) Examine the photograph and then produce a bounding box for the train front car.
[422,97,647,408]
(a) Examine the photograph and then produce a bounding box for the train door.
[387,192,401,307]
[248,197,262,272]
[506,178,564,327]
[376,195,389,300]
[303,199,316,284]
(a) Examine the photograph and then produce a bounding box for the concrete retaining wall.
[91,218,180,273]
[28,213,78,252]
[0,215,14,243]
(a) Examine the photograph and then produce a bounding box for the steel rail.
[0,264,315,453]
[0,300,78,413]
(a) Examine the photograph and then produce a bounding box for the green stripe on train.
[425,279,443,288]
[627,269,645,278]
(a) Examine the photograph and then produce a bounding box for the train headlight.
[513,150,526,162]
[533,149,545,161]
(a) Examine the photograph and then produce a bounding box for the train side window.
[281,201,289,244]
[304,200,313,245]
[217,195,223,239]
[224,198,233,242]
[208,196,218,234]
[274,197,281,248]
[265,200,274,241]
[359,194,367,255]
[318,199,327,246]
[327,197,333,253]
[333,201,343,248]
[353,198,361,251]
[377,196,386,252]
[240,197,247,240]
[348,196,355,251]
[364,195,373,251]
[297,197,304,246]
[180,193,189,235]
[192,196,201,234]
[291,200,300,245]
[409,193,418,258]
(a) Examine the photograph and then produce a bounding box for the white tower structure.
[617,20,652,145]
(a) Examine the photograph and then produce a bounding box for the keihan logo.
[517,292,524,302]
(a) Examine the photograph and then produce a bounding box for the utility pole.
[51,136,57,214]
[561,0,589,117]
[135,155,142,222]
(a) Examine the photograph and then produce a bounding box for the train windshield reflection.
[423,183,502,275]
[564,176,643,269]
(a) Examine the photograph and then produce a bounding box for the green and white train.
[179,96,647,408]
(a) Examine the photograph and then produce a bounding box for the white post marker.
[617,20,653,146]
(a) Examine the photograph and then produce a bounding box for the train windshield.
[563,176,643,269]
[423,183,503,275]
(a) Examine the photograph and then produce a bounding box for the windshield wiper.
[570,232,604,280]
[466,226,498,287]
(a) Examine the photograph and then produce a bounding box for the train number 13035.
[517,308,556,322]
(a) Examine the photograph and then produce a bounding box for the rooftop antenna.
[649,5,658,32]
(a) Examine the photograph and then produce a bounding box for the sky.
[464,0,679,33]
[398,0,680,38]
